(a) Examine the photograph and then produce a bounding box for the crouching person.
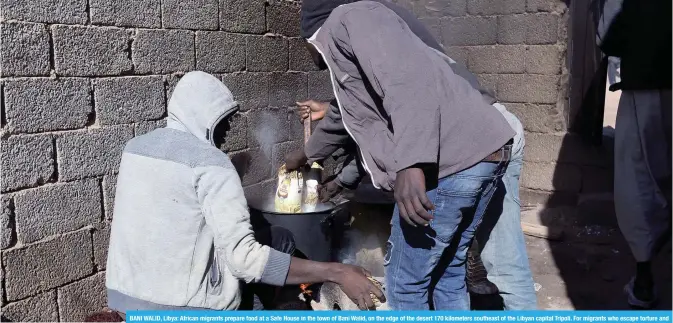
[105,71,383,316]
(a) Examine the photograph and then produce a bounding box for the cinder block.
[1,22,50,76]
[445,46,469,66]
[247,108,290,149]
[497,74,558,104]
[527,0,567,13]
[220,0,266,34]
[1,195,15,249]
[523,132,610,167]
[288,113,304,143]
[196,32,246,73]
[521,162,581,192]
[519,187,578,208]
[525,45,562,74]
[56,125,134,181]
[467,0,525,15]
[94,76,165,125]
[269,72,308,107]
[267,1,300,37]
[14,179,101,243]
[1,134,54,192]
[133,29,195,74]
[1,290,58,322]
[243,179,275,203]
[3,230,93,301]
[506,103,564,133]
[52,25,132,76]
[92,224,110,269]
[90,0,161,28]
[289,38,318,72]
[413,0,467,17]
[229,148,272,186]
[135,119,167,136]
[497,14,558,45]
[1,0,87,24]
[476,74,499,97]
[468,45,525,74]
[272,141,302,172]
[58,273,106,322]
[216,113,247,152]
[4,78,92,133]
[307,71,334,102]
[246,36,288,72]
[162,0,218,30]
[221,73,269,111]
[103,174,117,221]
[441,17,497,46]
[165,74,182,101]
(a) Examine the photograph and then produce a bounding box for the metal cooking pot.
[248,197,350,262]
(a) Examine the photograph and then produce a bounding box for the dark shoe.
[466,242,499,295]
[625,277,658,309]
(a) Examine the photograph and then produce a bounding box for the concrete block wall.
[0,0,328,320]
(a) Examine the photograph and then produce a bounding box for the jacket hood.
[167,71,239,146]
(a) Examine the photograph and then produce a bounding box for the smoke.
[253,110,283,161]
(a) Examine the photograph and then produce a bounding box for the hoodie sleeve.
[194,165,291,286]
[305,99,351,164]
[329,3,441,172]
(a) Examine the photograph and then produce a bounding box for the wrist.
[325,263,345,283]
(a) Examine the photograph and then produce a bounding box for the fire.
[300,283,313,297]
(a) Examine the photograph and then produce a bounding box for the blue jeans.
[477,105,537,310]
[384,158,508,310]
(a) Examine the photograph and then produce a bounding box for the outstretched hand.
[293,100,329,122]
[333,264,386,310]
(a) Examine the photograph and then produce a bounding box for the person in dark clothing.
[598,0,672,309]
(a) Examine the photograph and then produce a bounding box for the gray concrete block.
[52,25,132,76]
[525,45,562,74]
[165,74,182,101]
[196,32,246,73]
[216,113,247,152]
[506,103,564,133]
[94,76,165,125]
[243,179,276,203]
[1,195,15,249]
[468,45,525,74]
[271,141,302,172]
[162,0,218,30]
[269,72,307,107]
[1,22,50,76]
[221,73,269,111]
[1,135,54,192]
[1,290,58,322]
[497,74,558,104]
[4,78,92,133]
[220,0,266,34]
[288,113,304,143]
[247,108,290,150]
[58,273,107,322]
[103,174,117,221]
[497,14,558,45]
[467,0,525,15]
[93,224,110,269]
[441,17,497,46]
[413,0,466,17]
[56,125,134,181]
[1,0,87,24]
[14,179,101,243]
[267,1,301,37]
[523,133,609,167]
[90,0,160,28]
[3,230,93,301]
[307,71,334,102]
[476,74,499,97]
[133,29,195,74]
[246,36,288,72]
[527,0,567,13]
[445,46,469,66]
[230,148,272,186]
[135,119,167,136]
[521,162,581,192]
[289,38,318,72]
[497,15,526,45]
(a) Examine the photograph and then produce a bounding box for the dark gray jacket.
[305,1,514,191]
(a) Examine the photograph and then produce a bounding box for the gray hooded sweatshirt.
[106,71,291,312]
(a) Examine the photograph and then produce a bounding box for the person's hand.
[295,100,329,122]
[285,149,308,171]
[332,264,386,310]
[394,167,435,227]
[318,178,343,203]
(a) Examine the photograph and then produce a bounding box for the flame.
[300,283,313,297]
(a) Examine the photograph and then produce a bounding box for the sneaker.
[624,277,658,309]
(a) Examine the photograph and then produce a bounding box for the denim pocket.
[436,175,487,198]
[383,240,393,266]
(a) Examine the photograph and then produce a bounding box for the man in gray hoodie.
[105,71,383,313]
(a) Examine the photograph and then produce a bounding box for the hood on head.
[300,0,355,38]
[167,71,239,146]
